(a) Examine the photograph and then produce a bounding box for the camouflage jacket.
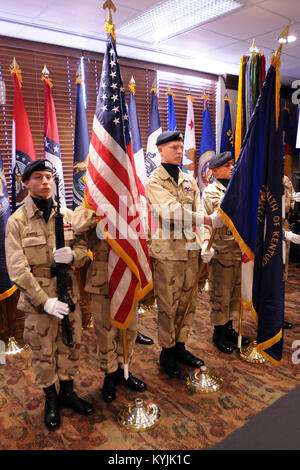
[72,204,109,295]
[145,165,203,260]
[5,195,89,313]
[202,179,241,261]
[283,175,295,231]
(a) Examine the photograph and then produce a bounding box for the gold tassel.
[105,22,116,42]
[42,75,53,88]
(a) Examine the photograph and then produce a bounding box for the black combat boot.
[159,346,181,378]
[213,325,234,354]
[58,380,94,415]
[224,320,250,347]
[175,342,204,368]
[102,370,118,403]
[136,331,154,345]
[116,368,147,391]
[44,384,60,431]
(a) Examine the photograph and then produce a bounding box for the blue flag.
[128,82,147,185]
[145,86,162,178]
[219,63,284,364]
[220,97,234,157]
[167,89,177,131]
[0,148,17,300]
[198,97,215,192]
[73,77,90,210]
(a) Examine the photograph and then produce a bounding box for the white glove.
[201,241,215,263]
[285,231,300,244]
[53,246,73,264]
[210,210,224,228]
[293,192,300,203]
[43,297,69,319]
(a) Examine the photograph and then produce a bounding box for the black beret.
[22,159,54,182]
[209,151,233,169]
[156,130,183,146]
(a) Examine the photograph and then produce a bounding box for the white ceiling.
[0,0,300,85]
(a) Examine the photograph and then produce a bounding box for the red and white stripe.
[85,116,152,328]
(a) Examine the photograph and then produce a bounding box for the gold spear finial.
[103,0,116,25]
[76,65,84,85]
[249,39,259,53]
[9,57,22,87]
[10,57,19,70]
[275,23,290,59]
[128,76,136,94]
[41,65,53,88]
[76,65,82,78]
[42,64,50,77]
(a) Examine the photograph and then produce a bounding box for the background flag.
[10,59,36,212]
[42,66,66,206]
[0,147,17,300]
[198,95,215,192]
[220,96,234,158]
[182,94,197,178]
[145,84,162,178]
[128,77,147,186]
[73,72,90,210]
[84,26,152,329]
[167,87,177,131]
[219,58,284,364]
[235,42,266,161]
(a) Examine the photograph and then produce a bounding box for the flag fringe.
[218,207,254,261]
[0,284,18,301]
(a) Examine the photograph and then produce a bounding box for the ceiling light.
[117,0,244,44]
[278,35,297,44]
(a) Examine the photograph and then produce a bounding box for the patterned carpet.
[0,263,299,450]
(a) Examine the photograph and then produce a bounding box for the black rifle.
[54,177,75,348]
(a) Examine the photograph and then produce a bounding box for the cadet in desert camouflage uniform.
[201,152,250,354]
[72,205,147,403]
[145,131,220,378]
[282,175,300,329]
[5,159,94,431]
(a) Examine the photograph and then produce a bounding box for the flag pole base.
[117,398,160,431]
[239,340,267,364]
[186,366,223,393]
[5,337,28,355]
[87,314,94,329]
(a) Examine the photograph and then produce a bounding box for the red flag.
[42,72,66,206]
[11,64,36,211]
[84,30,152,329]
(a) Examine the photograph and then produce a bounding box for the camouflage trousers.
[23,304,82,388]
[208,258,241,326]
[152,253,199,348]
[90,293,138,374]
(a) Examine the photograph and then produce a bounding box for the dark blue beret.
[22,159,54,182]
[209,151,233,169]
[156,130,183,146]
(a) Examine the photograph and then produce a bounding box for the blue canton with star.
[44,135,61,159]
[96,34,131,153]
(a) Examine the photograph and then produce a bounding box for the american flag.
[85,31,152,329]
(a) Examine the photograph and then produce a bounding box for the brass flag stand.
[176,229,224,393]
